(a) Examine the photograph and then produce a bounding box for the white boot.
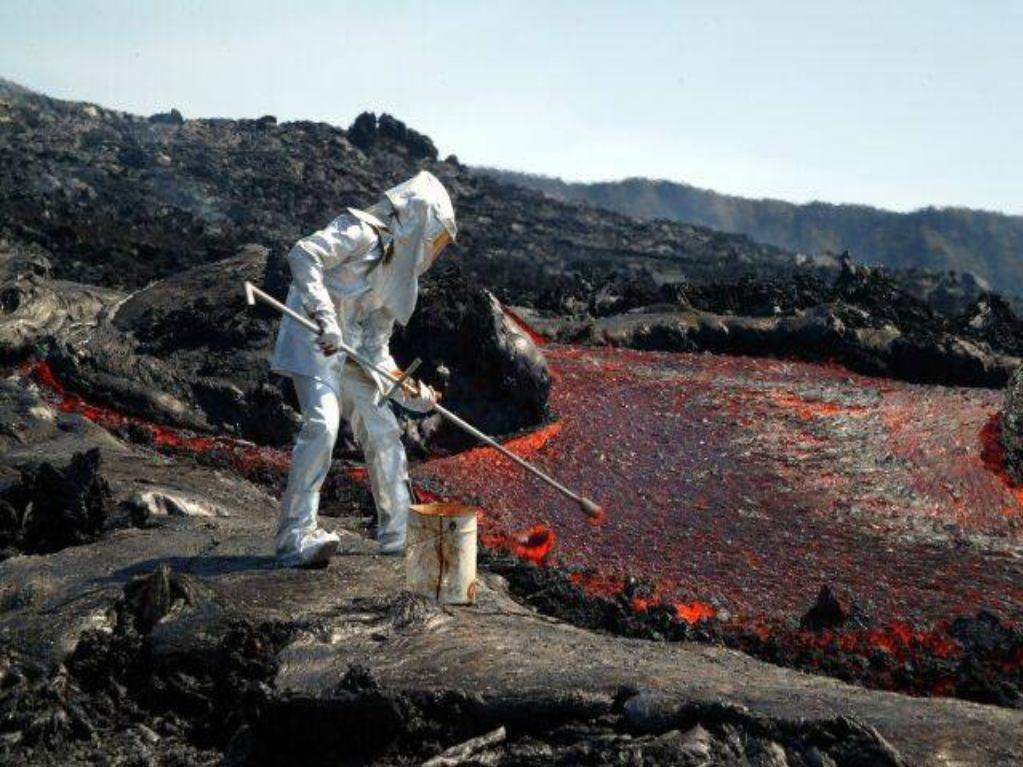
[277,527,341,568]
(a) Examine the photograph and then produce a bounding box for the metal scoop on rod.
[244,281,605,523]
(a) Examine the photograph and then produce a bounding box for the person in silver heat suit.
[270,170,457,567]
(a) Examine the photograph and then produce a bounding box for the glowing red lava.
[494,524,555,564]
[22,359,292,480]
[415,344,1023,642]
[501,306,549,346]
[675,601,716,624]
[979,413,1023,508]
[586,505,606,526]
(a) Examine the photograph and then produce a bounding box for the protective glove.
[315,314,343,356]
[400,380,441,414]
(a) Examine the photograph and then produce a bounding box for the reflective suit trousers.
[275,368,412,558]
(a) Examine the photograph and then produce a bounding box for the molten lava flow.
[428,421,567,561]
[586,505,606,526]
[768,391,869,421]
[675,601,716,625]
[801,622,957,661]
[631,596,650,613]
[21,349,1023,702]
[515,524,555,562]
[416,343,1023,700]
[569,570,630,598]
[480,523,556,564]
[501,422,563,455]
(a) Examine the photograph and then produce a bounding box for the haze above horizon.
[1,1,1019,215]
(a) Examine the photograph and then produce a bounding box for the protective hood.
[364,170,457,326]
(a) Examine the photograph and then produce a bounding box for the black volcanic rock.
[514,256,1023,388]
[0,238,121,359]
[957,293,1023,357]
[7,79,1019,392]
[347,111,437,161]
[0,79,812,295]
[830,256,937,332]
[949,610,1020,657]
[29,245,550,453]
[0,448,118,558]
[523,303,1022,389]
[800,585,851,632]
[122,564,206,634]
[1001,367,1023,481]
[393,263,551,451]
[4,80,1021,402]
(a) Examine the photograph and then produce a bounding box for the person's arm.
[360,308,439,413]
[287,216,378,353]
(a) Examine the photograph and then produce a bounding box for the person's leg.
[276,375,342,566]
[340,366,412,554]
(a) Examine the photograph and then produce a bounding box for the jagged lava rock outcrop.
[9,242,549,452]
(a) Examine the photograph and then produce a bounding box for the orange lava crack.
[22,359,291,477]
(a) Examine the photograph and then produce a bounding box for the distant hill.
[479,170,1023,297]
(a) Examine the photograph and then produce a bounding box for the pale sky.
[1,1,1020,214]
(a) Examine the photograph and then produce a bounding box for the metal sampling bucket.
[406,502,478,605]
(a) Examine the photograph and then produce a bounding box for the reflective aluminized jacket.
[270,211,397,394]
[270,171,457,394]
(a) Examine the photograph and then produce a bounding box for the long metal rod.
[244,281,603,520]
